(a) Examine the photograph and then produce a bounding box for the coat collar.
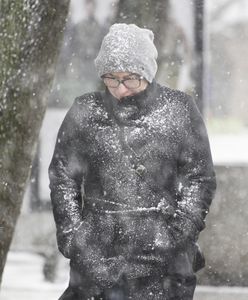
[102,81,159,124]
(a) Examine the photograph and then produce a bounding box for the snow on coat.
[49,81,216,297]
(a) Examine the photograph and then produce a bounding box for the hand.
[154,214,199,255]
[71,213,125,289]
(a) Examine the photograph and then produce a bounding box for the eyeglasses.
[102,75,144,89]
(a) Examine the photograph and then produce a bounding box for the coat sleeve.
[49,99,88,258]
[158,95,216,253]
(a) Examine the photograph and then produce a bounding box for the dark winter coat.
[49,81,216,298]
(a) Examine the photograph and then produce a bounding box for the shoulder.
[73,91,102,110]
[158,84,192,106]
[67,91,108,123]
[157,84,201,117]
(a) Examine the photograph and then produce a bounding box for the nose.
[116,83,130,98]
[118,83,128,92]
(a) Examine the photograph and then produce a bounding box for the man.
[49,23,216,300]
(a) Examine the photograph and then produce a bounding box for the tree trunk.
[0,0,70,285]
[193,0,205,113]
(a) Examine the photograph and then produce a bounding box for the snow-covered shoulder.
[65,91,108,129]
[161,85,198,112]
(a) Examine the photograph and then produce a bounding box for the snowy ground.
[2,251,248,300]
[0,251,69,300]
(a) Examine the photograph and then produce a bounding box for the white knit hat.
[94,23,158,83]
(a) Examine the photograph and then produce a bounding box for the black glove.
[70,212,126,290]
[154,212,200,257]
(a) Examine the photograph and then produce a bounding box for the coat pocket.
[72,212,116,259]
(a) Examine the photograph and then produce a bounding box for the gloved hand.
[81,255,127,289]
[154,212,200,256]
[69,255,126,298]
[70,212,126,290]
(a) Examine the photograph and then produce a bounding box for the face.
[102,72,148,100]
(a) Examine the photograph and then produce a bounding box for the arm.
[49,100,87,258]
[49,98,138,288]
[156,95,216,253]
[175,96,216,240]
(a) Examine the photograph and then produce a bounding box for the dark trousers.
[59,273,196,300]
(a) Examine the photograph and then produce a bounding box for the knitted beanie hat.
[94,23,158,83]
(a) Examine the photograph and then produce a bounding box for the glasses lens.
[123,79,140,89]
[103,77,119,88]
[102,75,142,89]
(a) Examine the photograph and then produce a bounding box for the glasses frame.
[101,74,144,89]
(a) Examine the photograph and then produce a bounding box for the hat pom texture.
[95,23,158,83]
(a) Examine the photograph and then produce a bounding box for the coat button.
[134,164,147,177]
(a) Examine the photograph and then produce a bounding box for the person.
[49,23,216,300]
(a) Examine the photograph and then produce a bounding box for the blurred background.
[1,0,248,299]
